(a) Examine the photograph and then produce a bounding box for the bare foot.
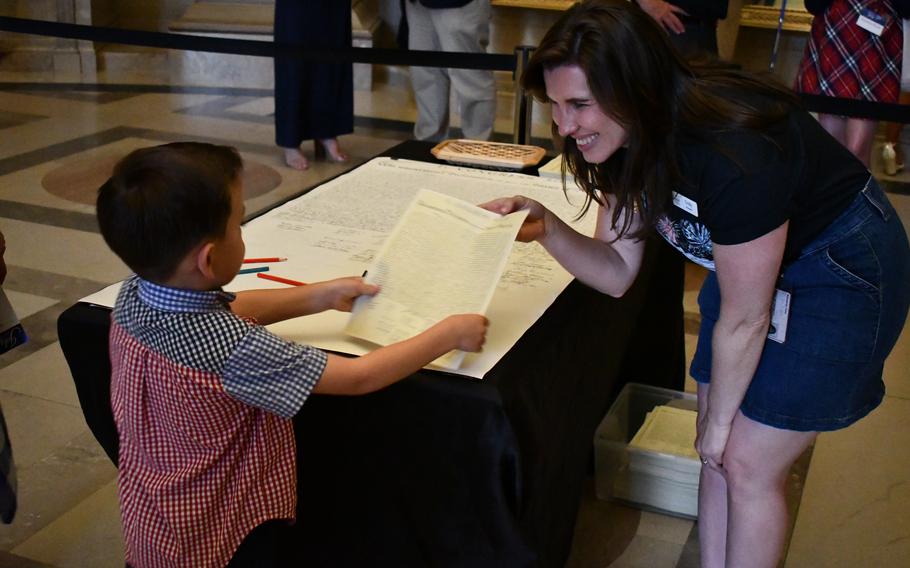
[283,147,309,170]
[315,138,349,162]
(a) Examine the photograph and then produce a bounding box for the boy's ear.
[194,241,218,280]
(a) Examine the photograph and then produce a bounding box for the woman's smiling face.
[544,64,628,164]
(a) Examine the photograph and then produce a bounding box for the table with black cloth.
[57,140,685,568]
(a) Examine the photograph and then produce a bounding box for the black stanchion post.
[512,46,534,145]
[769,0,788,72]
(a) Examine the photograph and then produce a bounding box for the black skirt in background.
[274,0,354,148]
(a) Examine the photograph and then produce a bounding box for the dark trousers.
[273,0,354,148]
[670,17,719,59]
[228,519,293,567]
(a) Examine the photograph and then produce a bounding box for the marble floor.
[0,62,909,567]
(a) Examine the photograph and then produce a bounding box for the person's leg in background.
[886,19,910,175]
[843,117,877,168]
[881,91,910,175]
[817,114,877,169]
[669,17,718,59]
[307,0,353,163]
[274,0,311,170]
[407,1,452,142]
[817,113,849,154]
[433,0,495,141]
[274,0,352,169]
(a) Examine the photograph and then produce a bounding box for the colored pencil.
[237,266,269,275]
[242,257,287,263]
[257,272,306,286]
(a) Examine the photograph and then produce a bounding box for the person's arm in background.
[636,0,687,35]
[696,222,788,465]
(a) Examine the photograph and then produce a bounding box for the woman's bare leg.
[722,410,817,568]
[696,382,728,568]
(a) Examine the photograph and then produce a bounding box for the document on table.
[81,157,597,379]
[346,189,528,369]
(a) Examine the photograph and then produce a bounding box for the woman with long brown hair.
[483,1,910,566]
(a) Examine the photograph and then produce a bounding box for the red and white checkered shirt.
[110,276,326,567]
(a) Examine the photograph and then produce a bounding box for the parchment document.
[345,190,528,369]
[81,158,597,379]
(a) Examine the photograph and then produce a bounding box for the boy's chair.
[58,305,119,465]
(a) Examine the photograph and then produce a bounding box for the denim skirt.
[690,178,910,431]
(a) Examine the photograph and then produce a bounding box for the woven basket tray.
[431,139,547,171]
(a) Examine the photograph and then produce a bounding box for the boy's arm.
[314,314,488,395]
[230,277,377,325]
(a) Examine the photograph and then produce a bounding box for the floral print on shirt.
[656,215,716,271]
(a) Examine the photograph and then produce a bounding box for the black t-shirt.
[655,106,869,270]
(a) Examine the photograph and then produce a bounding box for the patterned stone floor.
[0,73,908,567]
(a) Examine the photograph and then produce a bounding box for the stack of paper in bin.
[616,405,701,518]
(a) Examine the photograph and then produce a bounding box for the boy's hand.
[321,277,379,312]
[440,314,489,352]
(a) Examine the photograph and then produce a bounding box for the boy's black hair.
[96,142,243,282]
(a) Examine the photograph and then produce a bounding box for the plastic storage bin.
[594,382,700,519]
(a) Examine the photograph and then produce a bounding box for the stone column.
[0,0,96,79]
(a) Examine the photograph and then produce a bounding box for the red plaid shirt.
[796,0,902,103]
[110,277,326,567]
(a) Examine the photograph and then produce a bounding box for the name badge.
[767,288,791,344]
[857,9,886,36]
[672,191,699,217]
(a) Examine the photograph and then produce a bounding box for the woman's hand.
[480,196,551,242]
[696,413,732,468]
[318,276,379,312]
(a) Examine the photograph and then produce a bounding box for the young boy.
[96,142,487,567]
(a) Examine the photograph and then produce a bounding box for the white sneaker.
[882,142,904,176]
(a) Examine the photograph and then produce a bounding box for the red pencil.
[243,257,287,263]
[257,272,306,286]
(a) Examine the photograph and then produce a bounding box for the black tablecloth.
[57,140,685,567]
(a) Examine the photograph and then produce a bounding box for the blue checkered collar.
[137,277,236,313]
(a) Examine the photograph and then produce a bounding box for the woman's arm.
[482,194,647,297]
[230,277,377,325]
[697,221,788,464]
